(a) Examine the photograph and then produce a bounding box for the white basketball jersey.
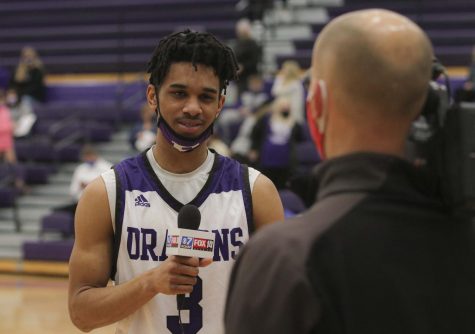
[106,150,255,334]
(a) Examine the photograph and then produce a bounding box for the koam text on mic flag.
[166,228,215,258]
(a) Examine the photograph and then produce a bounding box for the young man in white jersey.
[68,30,284,334]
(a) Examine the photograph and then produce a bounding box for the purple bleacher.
[56,143,81,162]
[79,106,119,124]
[83,122,114,142]
[49,122,83,141]
[286,1,475,70]
[46,85,118,103]
[0,6,238,29]
[23,239,74,262]
[0,0,239,74]
[0,187,17,208]
[41,84,143,123]
[120,106,142,123]
[294,141,321,176]
[41,211,74,237]
[24,164,52,184]
[279,189,306,215]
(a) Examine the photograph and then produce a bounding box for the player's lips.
[176,119,204,134]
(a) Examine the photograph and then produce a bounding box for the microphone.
[166,204,215,258]
[166,205,215,310]
[177,204,201,231]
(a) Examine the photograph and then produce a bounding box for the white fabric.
[70,158,112,201]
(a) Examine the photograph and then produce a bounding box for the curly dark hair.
[146,29,239,94]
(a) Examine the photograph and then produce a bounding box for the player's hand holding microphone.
[155,205,214,303]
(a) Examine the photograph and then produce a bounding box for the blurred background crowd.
[0,0,474,266]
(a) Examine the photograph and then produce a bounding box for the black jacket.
[226,153,475,334]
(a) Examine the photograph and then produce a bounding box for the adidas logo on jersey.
[134,194,151,207]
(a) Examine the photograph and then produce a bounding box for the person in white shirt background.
[70,144,112,202]
[54,144,112,214]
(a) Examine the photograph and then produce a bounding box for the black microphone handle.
[177,294,185,310]
[175,204,201,311]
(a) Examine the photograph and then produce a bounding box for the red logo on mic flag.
[166,235,179,248]
[193,238,214,252]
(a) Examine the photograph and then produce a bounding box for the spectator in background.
[271,59,305,124]
[455,45,475,103]
[248,97,304,189]
[55,144,112,214]
[233,18,262,95]
[230,97,273,164]
[236,0,273,22]
[8,46,46,137]
[0,89,16,164]
[240,74,270,112]
[207,133,231,156]
[70,145,112,203]
[129,103,157,152]
[217,74,269,145]
[226,9,475,333]
[0,89,26,193]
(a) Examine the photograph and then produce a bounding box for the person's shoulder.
[245,219,298,258]
[246,206,327,259]
[81,174,108,199]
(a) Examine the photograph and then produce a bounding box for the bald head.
[312,9,433,120]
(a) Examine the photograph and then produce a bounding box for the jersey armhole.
[110,166,124,281]
[241,164,255,234]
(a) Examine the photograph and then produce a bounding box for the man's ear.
[146,84,158,109]
[317,80,328,133]
[314,80,328,132]
[306,79,328,131]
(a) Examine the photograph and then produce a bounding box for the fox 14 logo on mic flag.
[166,227,215,258]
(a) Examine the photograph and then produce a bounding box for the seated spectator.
[0,89,26,193]
[129,103,157,151]
[8,46,46,137]
[0,89,16,164]
[217,74,269,145]
[233,18,262,95]
[248,97,305,189]
[55,144,112,214]
[271,60,306,124]
[230,97,273,164]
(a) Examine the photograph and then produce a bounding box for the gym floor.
[0,274,115,334]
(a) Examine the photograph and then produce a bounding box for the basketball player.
[68,30,284,334]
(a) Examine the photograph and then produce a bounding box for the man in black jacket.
[225,9,475,334]
[233,18,262,95]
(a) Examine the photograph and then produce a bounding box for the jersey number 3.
[166,276,203,334]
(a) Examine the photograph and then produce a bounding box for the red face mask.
[306,80,327,159]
